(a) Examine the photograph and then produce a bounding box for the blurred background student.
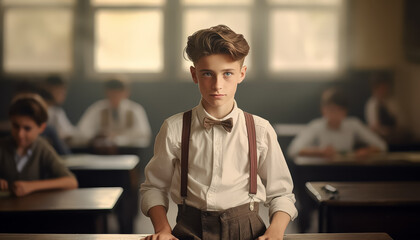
[76,78,152,154]
[0,93,77,196]
[42,75,77,145]
[288,87,387,159]
[365,77,409,145]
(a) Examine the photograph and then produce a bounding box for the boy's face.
[321,104,347,129]
[106,89,128,109]
[10,115,46,150]
[190,54,246,116]
[48,86,67,105]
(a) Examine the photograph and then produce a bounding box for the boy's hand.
[257,228,284,240]
[12,181,34,197]
[258,211,290,240]
[141,232,178,240]
[0,179,8,191]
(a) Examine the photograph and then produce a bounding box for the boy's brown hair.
[321,87,348,109]
[8,93,49,126]
[185,25,250,66]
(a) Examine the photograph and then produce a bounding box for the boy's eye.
[23,126,32,132]
[202,72,212,77]
[224,72,233,77]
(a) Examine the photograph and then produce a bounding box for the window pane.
[2,0,74,6]
[182,0,251,6]
[268,0,341,6]
[269,10,339,72]
[182,9,251,69]
[91,0,164,6]
[3,8,73,73]
[95,10,163,72]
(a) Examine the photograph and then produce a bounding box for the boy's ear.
[38,122,47,134]
[238,65,247,84]
[190,66,198,84]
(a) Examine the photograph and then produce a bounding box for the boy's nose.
[213,76,223,90]
[18,129,26,139]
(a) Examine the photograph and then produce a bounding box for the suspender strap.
[180,110,258,199]
[181,110,192,198]
[244,112,258,195]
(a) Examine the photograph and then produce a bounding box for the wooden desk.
[0,233,393,240]
[306,182,420,240]
[290,153,420,232]
[63,154,140,234]
[0,187,122,233]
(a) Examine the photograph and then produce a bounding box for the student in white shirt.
[365,78,406,143]
[140,25,297,240]
[288,87,387,159]
[43,75,76,142]
[76,79,152,148]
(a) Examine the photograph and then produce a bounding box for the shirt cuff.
[140,189,170,217]
[268,195,298,221]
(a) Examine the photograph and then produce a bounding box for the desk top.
[0,233,393,240]
[306,181,420,206]
[0,187,122,212]
[64,154,139,170]
[294,152,420,166]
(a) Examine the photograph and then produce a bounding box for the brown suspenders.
[180,110,258,208]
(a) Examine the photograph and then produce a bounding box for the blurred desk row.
[289,152,420,239]
[0,233,394,240]
[0,188,122,233]
[0,154,140,234]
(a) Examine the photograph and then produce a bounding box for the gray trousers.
[172,203,266,240]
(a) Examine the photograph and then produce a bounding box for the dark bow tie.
[203,117,233,133]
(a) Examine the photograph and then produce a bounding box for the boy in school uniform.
[140,25,297,240]
[288,87,387,159]
[0,93,78,197]
[76,78,152,149]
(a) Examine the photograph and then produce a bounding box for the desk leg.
[318,203,327,233]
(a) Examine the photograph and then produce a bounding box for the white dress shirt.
[365,97,404,129]
[76,99,152,147]
[288,117,387,158]
[48,106,76,140]
[140,101,297,220]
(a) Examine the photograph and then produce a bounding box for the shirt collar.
[196,100,240,132]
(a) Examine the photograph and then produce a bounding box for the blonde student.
[140,25,297,240]
[0,93,78,197]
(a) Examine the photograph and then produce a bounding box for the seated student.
[288,87,387,158]
[38,89,72,155]
[43,75,76,143]
[0,93,78,197]
[76,78,152,149]
[365,78,407,144]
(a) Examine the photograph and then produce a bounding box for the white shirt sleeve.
[287,120,318,158]
[140,120,176,216]
[74,102,102,145]
[365,97,378,128]
[352,118,387,151]
[55,107,76,139]
[258,121,298,220]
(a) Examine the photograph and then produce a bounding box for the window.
[0,0,346,80]
[91,0,164,73]
[268,0,345,75]
[2,0,74,73]
[181,0,252,71]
